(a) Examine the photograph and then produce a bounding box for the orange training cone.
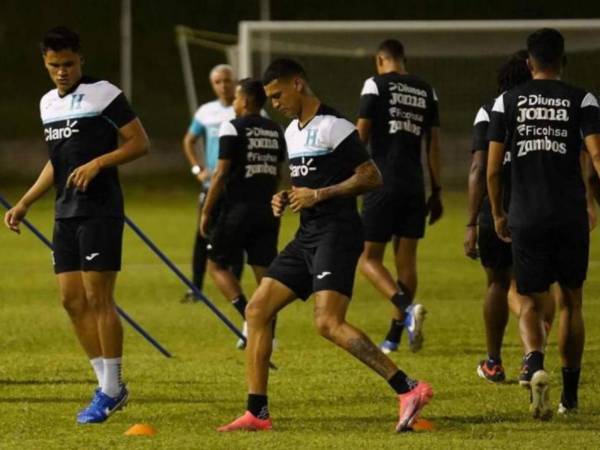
[412,418,435,431]
[124,423,157,436]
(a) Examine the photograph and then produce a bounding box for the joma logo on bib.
[516,95,570,123]
[44,119,79,141]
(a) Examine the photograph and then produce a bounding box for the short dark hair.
[526,28,564,70]
[497,49,531,93]
[238,78,267,109]
[377,39,405,61]
[41,26,81,54]
[262,58,307,85]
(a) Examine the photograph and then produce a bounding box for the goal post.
[237,19,600,183]
[238,19,600,77]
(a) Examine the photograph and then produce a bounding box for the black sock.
[247,394,269,419]
[387,370,417,395]
[487,356,502,367]
[390,292,412,313]
[525,351,544,373]
[385,319,404,343]
[232,295,247,319]
[561,367,580,407]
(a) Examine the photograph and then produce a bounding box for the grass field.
[1,186,600,449]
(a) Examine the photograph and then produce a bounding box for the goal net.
[176,20,600,183]
[237,20,600,183]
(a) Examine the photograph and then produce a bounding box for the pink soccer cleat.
[217,411,273,432]
[396,381,434,432]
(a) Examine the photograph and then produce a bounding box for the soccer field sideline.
[1,189,600,449]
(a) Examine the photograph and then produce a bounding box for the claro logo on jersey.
[290,157,317,177]
[44,119,79,141]
[516,95,570,122]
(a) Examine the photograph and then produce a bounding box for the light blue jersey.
[188,100,235,187]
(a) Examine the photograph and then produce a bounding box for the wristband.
[191,165,201,176]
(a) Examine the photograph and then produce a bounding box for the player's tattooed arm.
[289,161,382,212]
[4,161,54,233]
[464,150,486,258]
[487,140,511,242]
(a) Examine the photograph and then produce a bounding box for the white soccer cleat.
[530,370,552,421]
[236,321,248,350]
[405,304,426,353]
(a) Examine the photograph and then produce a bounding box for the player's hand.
[199,213,210,238]
[3,202,28,234]
[197,168,211,184]
[426,190,443,225]
[464,225,479,259]
[66,159,101,192]
[289,187,319,212]
[272,190,290,217]
[493,214,512,243]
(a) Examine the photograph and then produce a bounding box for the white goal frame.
[238,19,600,78]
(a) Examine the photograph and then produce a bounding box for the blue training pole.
[0,194,172,358]
[124,216,278,370]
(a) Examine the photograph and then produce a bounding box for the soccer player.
[3,26,149,423]
[181,64,243,300]
[200,78,286,348]
[218,59,433,433]
[466,50,533,382]
[356,39,442,354]
[487,28,600,419]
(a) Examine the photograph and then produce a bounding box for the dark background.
[1,0,599,181]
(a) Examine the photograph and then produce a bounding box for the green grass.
[1,187,600,449]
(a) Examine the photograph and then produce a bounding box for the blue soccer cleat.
[380,340,399,354]
[77,385,129,424]
[404,304,426,353]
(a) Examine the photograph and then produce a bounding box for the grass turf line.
[1,188,600,449]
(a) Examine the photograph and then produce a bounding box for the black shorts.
[266,233,363,300]
[511,222,589,295]
[52,217,124,274]
[362,190,426,241]
[208,204,279,268]
[478,225,512,270]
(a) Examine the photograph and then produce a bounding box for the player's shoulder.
[195,100,233,122]
[40,88,59,111]
[77,77,123,106]
[195,99,220,117]
[474,99,495,124]
[558,81,598,106]
[218,118,238,137]
[360,76,379,96]
[315,104,354,132]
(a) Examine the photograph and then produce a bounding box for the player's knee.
[314,314,342,340]
[560,292,583,312]
[85,289,114,312]
[61,293,87,318]
[245,297,270,327]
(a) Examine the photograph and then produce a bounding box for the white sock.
[102,357,123,398]
[90,357,104,388]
